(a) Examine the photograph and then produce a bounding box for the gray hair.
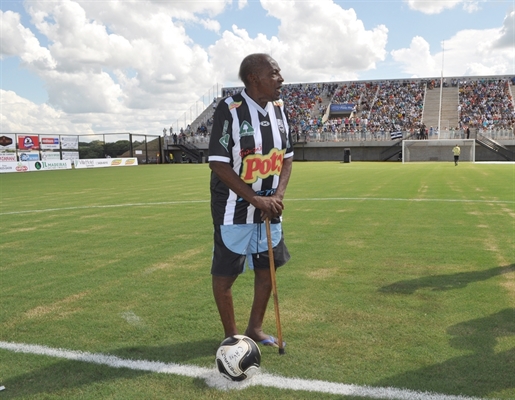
[238,53,272,87]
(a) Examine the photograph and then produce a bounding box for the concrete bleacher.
[423,86,459,131]
[164,75,514,162]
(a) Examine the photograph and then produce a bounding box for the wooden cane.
[265,217,285,355]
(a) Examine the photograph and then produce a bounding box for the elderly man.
[208,53,294,347]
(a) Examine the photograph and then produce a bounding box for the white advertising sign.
[0,162,30,173]
[0,134,16,151]
[0,153,17,162]
[41,152,61,160]
[74,158,138,169]
[109,158,138,167]
[61,136,79,150]
[62,151,79,161]
[40,136,60,150]
[29,160,72,171]
[19,152,40,161]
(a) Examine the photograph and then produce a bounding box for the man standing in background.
[452,144,461,166]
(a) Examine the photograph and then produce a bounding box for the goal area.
[402,139,475,163]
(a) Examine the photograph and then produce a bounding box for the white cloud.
[461,0,482,13]
[18,1,220,118]
[238,0,248,10]
[391,24,514,78]
[208,25,285,87]
[0,89,93,134]
[200,18,221,33]
[208,0,388,84]
[263,0,388,81]
[405,0,482,14]
[447,28,514,76]
[493,9,515,49]
[0,10,55,69]
[391,36,437,77]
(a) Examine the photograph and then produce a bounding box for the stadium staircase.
[380,131,418,161]
[422,86,459,130]
[188,100,217,134]
[476,134,514,161]
[177,143,203,163]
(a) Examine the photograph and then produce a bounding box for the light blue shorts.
[211,223,290,276]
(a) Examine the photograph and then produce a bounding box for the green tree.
[79,140,105,159]
[104,140,131,157]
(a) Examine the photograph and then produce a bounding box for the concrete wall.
[291,141,514,162]
[166,140,514,163]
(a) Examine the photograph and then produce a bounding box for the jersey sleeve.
[208,99,233,163]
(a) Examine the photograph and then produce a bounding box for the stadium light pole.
[438,40,444,139]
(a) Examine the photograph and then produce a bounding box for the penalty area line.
[0,341,485,400]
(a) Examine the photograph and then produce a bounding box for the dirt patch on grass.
[143,248,204,274]
[306,267,340,279]
[499,265,515,301]
[9,227,37,233]
[24,291,89,319]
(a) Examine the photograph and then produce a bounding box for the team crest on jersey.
[228,101,242,110]
[260,121,270,127]
[239,121,255,137]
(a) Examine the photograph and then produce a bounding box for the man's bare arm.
[209,161,284,219]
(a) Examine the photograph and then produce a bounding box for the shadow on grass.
[378,264,515,294]
[0,339,219,399]
[375,308,515,397]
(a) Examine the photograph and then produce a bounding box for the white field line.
[1,197,514,216]
[0,341,486,400]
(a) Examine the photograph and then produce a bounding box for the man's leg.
[244,268,273,343]
[212,275,238,338]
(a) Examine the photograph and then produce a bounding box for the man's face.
[254,57,284,103]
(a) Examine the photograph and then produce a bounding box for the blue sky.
[1,0,514,134]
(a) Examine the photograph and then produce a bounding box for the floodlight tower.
[438,41,444,139]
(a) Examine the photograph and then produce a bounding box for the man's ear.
[248,72,259,86]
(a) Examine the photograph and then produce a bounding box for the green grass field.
[0,162,514,399]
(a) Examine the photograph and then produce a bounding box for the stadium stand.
[163,75,514,161]
[458,78,514,138]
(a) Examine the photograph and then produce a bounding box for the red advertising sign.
[18,135,40,150]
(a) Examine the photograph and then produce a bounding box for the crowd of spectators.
[168,76,514,145]
[458,78,514,132]
[361,80,425,136]
[281,83,330,139]
[293,80,425,142]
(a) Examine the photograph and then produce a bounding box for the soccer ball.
[215,335,261,381]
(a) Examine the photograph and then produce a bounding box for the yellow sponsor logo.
[241,148,285,184]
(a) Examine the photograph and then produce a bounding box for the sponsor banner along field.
[74,158,138,169]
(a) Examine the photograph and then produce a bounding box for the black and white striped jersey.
[209,89,294,225]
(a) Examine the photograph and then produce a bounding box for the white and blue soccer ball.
[215,335,261,381]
